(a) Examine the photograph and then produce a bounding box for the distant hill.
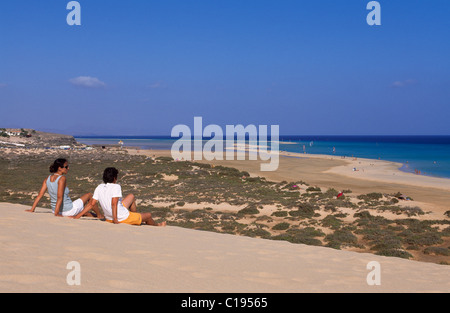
[0,128,78,147]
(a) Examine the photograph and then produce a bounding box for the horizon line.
[73,134,450,138]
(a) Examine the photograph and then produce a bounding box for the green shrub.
[377,205,424,217]
[325,229,358,249]
[399,230,443,246]
[321,215,343,230]
[322,188,339,199]
[272,222,290,231]
[238,205,260,215]
[156,156,174,162]
[357,192,383,201]
[423,247,450,256]
[271,210,288,217]
[288,203,317,219]
[240,226,271,238]
[375,249,413,259]
[271,227,324,246]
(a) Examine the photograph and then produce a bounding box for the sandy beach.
[129,149,450,217]
[1,202,449,293]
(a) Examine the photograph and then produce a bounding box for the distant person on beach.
[76,167,165,226]
[27,158,103,218]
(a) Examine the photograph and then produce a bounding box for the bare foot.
[157,221,167,227]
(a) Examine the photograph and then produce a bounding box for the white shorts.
[61,199,85,217]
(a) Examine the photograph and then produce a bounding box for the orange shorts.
[107,212,142,225]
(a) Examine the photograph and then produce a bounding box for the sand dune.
[1,203,448,293]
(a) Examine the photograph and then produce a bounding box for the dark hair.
[49,158,68,173]
[103,167,119,184]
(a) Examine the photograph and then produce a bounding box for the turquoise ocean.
[75,136,450,180]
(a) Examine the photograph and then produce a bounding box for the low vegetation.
[1,149,449,265]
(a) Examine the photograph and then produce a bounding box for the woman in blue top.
[27,158,103,218]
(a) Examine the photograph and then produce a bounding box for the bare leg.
[140,212,166,227]
[79,192,93,204]
[122,194,137,212]
[86,200,103,219]
[73,197,104,219]
[122,194,165,226]
[72,193,94,218]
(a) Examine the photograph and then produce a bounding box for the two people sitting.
[27,158,166,227]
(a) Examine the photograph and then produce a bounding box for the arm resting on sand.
[27,179,47,213]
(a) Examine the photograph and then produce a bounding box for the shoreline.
[280,151,450,191]
[126,147,450,216]
[123,144,450,185]
[74,136,450,180]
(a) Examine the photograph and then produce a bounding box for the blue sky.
[0,0,449,135]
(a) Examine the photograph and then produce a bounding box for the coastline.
[126,148,450,217]
[75,136,450,180]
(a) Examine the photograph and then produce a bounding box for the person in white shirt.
[75,167,166,227]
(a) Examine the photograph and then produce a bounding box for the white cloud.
[391,79,417,88]
[69,76,106,88]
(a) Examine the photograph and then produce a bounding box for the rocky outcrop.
[0,129,79,148]
[32,131,78,147]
